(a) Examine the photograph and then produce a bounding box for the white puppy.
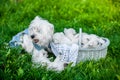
[28,16,54,51]
[47,55,68,71]
[81,34,105,48]
[53,32,72,45]
[87,34,99,48]
[32,49,51,66]
[81,33,90,47]
[64,28,79,44]
[53,28,79,45]
[64,28,76,37]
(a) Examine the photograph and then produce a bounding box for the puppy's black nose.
[31,35,35,39]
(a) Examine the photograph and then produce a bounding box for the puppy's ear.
[34,16,42,20]
[35,16,39,19]
[64,28,68,34]
[64,28,67,32]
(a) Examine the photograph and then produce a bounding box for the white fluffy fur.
[32,49,51,66]
[53,32,72,45]
[64,28,79,44]
[53,28,105,48]
[21,34,34,55]
[81,33,105,48]
[28,16,54,49]
[47,55,68,71]
[53,28,79,45]
[81,33,91,47]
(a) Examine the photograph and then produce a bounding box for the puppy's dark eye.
[36,29,41,33]
[97,42,100,45]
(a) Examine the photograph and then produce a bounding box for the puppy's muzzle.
[34,39,39,43]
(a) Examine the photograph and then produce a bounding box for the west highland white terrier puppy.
[64,28,79,44]
[28,16,54,51]
[81,33,90,47]
[53,32,72,45]
[53,28,79,45]
[81,33,105,48]
[47,55,68,71]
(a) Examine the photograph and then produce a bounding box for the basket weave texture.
[77,28,110,63]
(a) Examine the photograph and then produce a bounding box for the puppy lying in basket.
[53,28,106,48]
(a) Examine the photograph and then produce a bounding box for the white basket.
[51,28,110,64]
[77,28,110,63]
[50,43,79,66]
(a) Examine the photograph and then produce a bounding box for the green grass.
[0,0,120,80]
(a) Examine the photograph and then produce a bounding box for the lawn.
[0,0,120,80]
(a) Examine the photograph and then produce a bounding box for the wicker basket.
[76,28,110,63]
[50,28,110,65]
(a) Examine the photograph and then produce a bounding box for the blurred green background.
[0,0,120,80]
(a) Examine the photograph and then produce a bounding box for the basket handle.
[79,28,82,49]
